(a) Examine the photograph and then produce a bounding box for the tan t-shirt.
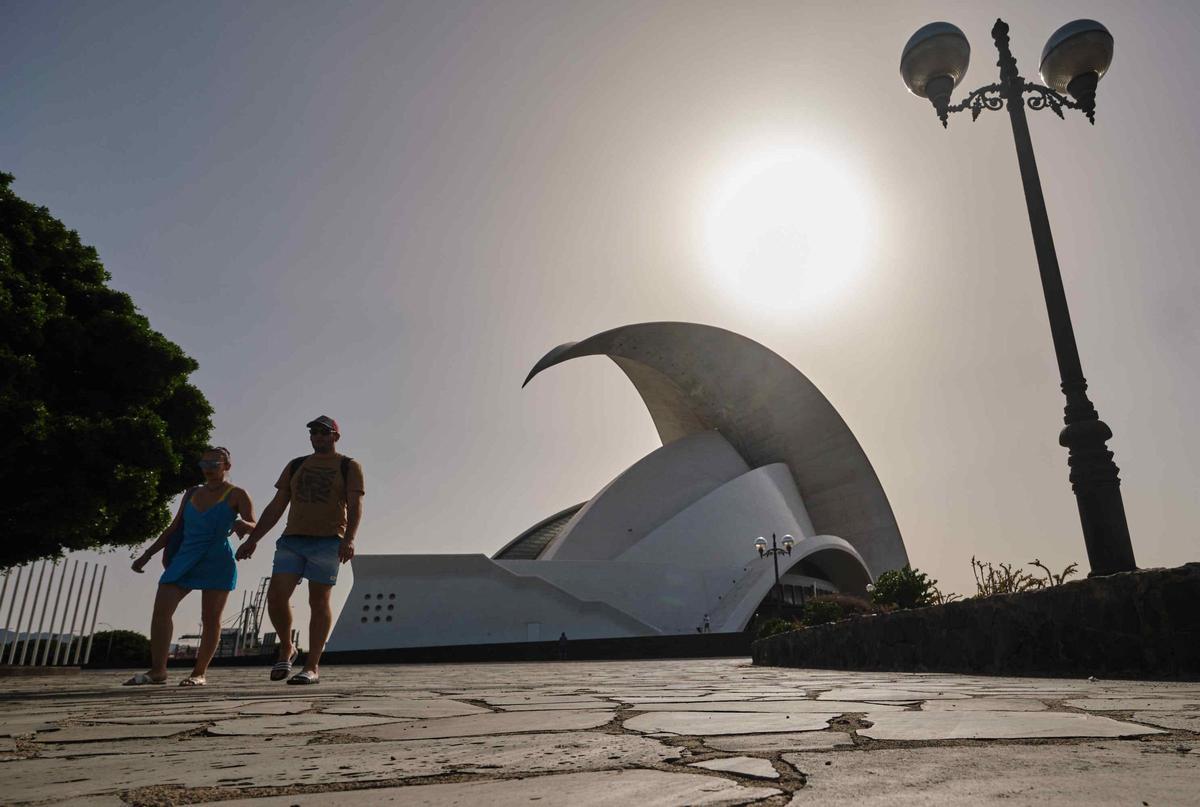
[277,453,365,538]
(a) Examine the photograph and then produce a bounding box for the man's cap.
[306,415,340,434]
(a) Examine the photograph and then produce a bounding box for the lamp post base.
[1059,417,1137,575]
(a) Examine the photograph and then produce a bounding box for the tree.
[0,173,212,567]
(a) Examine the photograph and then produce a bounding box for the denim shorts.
[272,535,342,585]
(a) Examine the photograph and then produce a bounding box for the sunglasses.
[309,427,333,436]
[198,460,225,470]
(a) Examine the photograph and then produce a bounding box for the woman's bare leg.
[149,584,190,680]
[190,589,230,678]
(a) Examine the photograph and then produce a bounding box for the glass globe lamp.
[900,21,970,110]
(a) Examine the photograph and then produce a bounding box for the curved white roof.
[524,322,908,575]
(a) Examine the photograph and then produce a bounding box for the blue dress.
[160,487,238,592]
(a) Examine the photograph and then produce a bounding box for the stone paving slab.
[919,697,1047,711]
[320,697,491,719]
[32,722,205,743]
[689,754,779,779]
[1131,711,1200,732]
[628,700,905,714]
[702,731,854,752]
[208,713,403,736]
[353,708,613,740]
[1064,697,1200,711]
[859,710,1165,740]
[624,710,838,735]
[209,769,781,806]
[783,742,1200,806]
[1,660,1198,805]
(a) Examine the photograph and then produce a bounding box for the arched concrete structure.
[328,322,907,652]
[524,322,908,575]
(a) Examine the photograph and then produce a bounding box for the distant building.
[328,322,908,652]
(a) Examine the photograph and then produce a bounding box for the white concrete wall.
[498,559,756,636]
[326,554,657,651]
[543,431,749,561]
[617,463,816,570]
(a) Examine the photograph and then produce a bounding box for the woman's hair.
[205,446,232,463]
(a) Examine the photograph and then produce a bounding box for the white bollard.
[29,560,60,666]
[62,562,91,666]
[52,561,80,666]
[8,561,42,665]
[81,566,107,665]
[40,560,70,666]
[73,564,99,666]
[1,565,22,658]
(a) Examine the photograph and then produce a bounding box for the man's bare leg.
[148,584,189,680]
[303,581,334,675]
[190,589,230,678]
[267,573,301,663]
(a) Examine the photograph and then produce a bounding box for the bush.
[90,629,150,666]
[755,617,796,640]
[871,565,939,610]
[972,557,1080,597]
[800,598,842,626]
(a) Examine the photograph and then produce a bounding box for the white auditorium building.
[327,322,908,652]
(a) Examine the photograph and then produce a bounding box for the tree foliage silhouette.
[0,173,212,567]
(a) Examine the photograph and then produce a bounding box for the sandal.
[179,675,206,687]
[123,672,167,686]
[270,648,299,681]
[287,670,319,685]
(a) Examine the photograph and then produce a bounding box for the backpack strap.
[288,456,309,479]
[287,455,353,489]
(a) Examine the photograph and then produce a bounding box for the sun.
[702,146,872,314]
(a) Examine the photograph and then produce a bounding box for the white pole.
[82,566,107,665]
[73,564,99,665]
[63,562,91,666]
[52,561,80,666]
[40,560,71,666]
[10,561,44,665]
[30,560,60,666]
[0,568,11,634]
[2,565,23,658]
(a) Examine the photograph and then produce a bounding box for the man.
[237,416,364,684]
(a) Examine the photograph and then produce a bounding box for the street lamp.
[900,18,1135,576]
[96,622,114,666]
[755,533,796,607]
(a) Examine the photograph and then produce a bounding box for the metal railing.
[0,560,108,666]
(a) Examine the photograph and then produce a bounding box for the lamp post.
[900,18,1136,576]
[754,533,796,608]
[97,622,114,666]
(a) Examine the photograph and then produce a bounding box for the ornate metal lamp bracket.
[947,83,1005,121]
[942,19,1090,127]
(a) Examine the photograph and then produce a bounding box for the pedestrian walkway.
[1,659,1196,804]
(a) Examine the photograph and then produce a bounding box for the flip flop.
[123,672,167,686]
[287,670,319,685]
[179,675,206,687]
[270,648,299,681]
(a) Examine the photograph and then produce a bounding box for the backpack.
[288,455,353,489]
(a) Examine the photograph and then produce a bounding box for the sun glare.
[702,147,872,314]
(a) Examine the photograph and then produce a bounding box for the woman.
[126,447,255,686]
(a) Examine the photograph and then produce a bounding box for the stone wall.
[753,564,1200,679]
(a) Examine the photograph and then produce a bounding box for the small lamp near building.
[755,533,795,607]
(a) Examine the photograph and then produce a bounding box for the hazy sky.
[3,1,1197,642]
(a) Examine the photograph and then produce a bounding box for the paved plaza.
[1,658,1198,805]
